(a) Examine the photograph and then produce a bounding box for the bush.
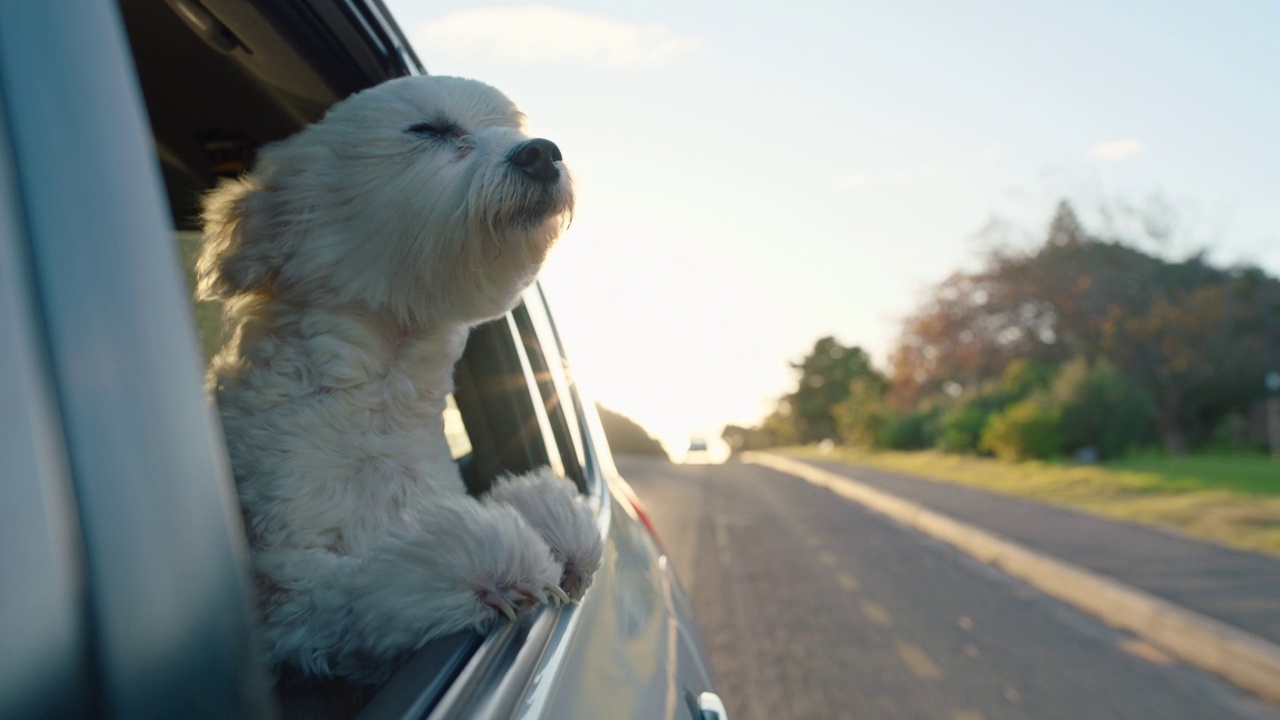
[1051,358,1152,460]
[880,408,939,450]
[938,360,1057,454]
[980,394,1065,461]
[939,402,993,453]
[833,377,889,447]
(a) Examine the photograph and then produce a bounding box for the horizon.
[383,0,1280,452]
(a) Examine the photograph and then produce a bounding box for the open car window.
[118,0,598,714]
[175,232,584,717]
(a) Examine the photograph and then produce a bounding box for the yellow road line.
[895,641,942,680]
[836,572,860,592]
[859,601,893,627]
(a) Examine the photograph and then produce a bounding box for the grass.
[1104,453,1280,495]
[782,445,1280,558]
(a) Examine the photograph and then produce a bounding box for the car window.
[515,287,592,493]
[176,229,227,363]
[172,231,536,489]
[16,2,599,719]
[442,393,473,460]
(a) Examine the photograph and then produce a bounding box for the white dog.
[196,76,603,683]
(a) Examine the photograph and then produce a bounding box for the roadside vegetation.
[786,445,1280,556]
[725,199,1280,555]
[598,404,670,459]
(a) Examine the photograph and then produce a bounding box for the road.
[617,456,1280,720]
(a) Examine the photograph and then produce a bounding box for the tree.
[1108,282,1270,453]
[596,404,669,459]
[721,423,781,453]
[779,337,884,443]
[1050,357,1151,460]
[889,200,1280,454]
[832,376,890,447]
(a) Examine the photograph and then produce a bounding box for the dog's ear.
[196,178,297,300]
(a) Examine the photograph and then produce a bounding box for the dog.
[195,75,603,683]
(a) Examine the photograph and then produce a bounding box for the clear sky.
[382,0,1280,453]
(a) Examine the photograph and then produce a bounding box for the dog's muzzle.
[508,139,562,185]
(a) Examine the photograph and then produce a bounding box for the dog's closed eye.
[407,120,465,142]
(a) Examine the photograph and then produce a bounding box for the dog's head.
[196,76,573,326]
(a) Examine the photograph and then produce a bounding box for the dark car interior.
[111,1,589,716]
[119,0,391,222]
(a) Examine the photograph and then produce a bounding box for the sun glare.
[540,216,796,459]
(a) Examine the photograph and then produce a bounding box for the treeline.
[596,404,669,459]
[724,202,1280,460]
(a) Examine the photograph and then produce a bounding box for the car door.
[0,3,275,718]
[0,2,725,718]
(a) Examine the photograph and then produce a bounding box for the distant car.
[688,438,710,454]
[0,2,725,718]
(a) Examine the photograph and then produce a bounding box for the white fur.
[197,76,601,683]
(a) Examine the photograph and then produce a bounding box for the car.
[0,2,726,718]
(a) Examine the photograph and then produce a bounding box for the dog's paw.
[476,577,572,622]
[340,497,565,662]
[487,468,604,601]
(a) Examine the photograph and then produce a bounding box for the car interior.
[114,0,592,716]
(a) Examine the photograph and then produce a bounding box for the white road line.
[745,452,1280,705]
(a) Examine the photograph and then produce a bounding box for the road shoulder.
[746,451,1280,706]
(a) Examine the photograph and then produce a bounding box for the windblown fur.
[197,76,602,683]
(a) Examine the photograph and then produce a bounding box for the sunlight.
[540,215,796,456]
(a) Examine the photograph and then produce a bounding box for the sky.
[381,0,1280,454]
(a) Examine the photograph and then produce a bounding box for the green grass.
[1102,453,1279,496]
[782,446,1280,557]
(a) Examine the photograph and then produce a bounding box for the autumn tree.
[889,202,1172,407]
[1108,281,1275,453]
[889,200,1280,454]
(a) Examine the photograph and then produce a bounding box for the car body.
[0,1,724,718]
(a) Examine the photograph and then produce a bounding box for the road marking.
[817,551,839,567]
[952,712,986,720]
[896,641,942,679]
[860,601,893,627]
[804,535,822,548]
[745,452,1280,706]
[713,516,734,566]
[958,615,974,631]
[836,572,860,592]
[715,516,731,550]
[1120,637,1176,666]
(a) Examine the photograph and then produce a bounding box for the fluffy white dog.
[196,76,603,683]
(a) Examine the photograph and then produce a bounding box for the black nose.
[508,138,563,184]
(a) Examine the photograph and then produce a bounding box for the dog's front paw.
[437,502,568,627]
[345,498,566,662]
[475,577,571,622]
[487,469,604,601]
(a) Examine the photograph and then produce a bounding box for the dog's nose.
[508,139,563,184]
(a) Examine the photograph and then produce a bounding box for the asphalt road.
[616,455,1280,720]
